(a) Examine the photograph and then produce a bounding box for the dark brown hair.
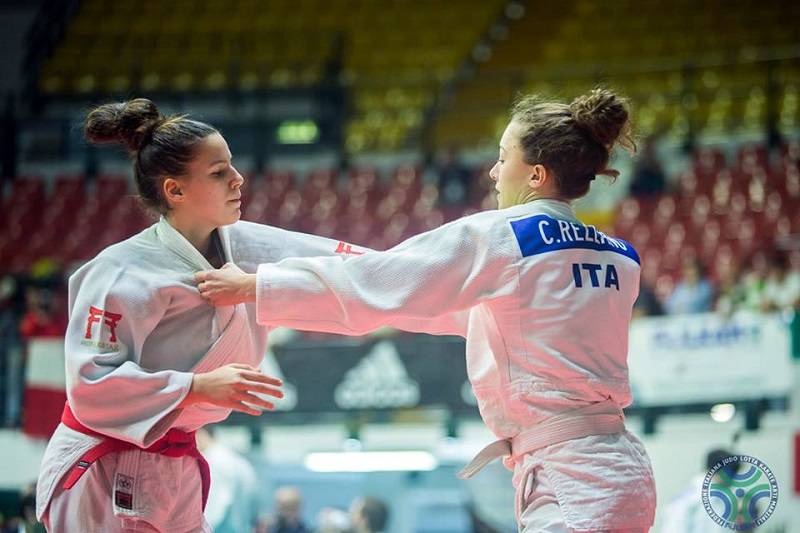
[511,88,635,200]
[357,497,389,532]
[84,98,217,212]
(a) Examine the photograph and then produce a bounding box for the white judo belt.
[457,399,626,479]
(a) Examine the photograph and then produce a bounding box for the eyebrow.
[208,156,232,167]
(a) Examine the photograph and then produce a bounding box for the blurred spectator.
[0,276,18,333]
[197,426,258,533]
[760,251,800,312]
[0,512,19,532]
[0,275,23,426]
[628,138,666,197]
[436,146,471,205]
[316,507,350,533]
[0,482,45,533]
[350,497,389,533]
[18,288,65,339]
[665,257,714,314]
[19,483,45,533]
[739,252,770,311]
[467,503,502,533]
[633,282,664,318]
[268,486,309,533]
[715,259,748,315]
[661,449,753,533]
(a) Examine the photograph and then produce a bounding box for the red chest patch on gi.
[335,241,364,255]
[84,306,123,342]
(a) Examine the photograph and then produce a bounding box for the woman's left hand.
[196,262,257,306]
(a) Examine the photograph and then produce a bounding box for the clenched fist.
[196,262,257,306]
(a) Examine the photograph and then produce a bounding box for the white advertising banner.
[627,312,794,406]
[25,338,66,389]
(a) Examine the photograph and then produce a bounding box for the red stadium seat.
[242,196,270,224]
[677,170,698,197]
[629,223,651,250]
[687,194,711,230]
[264,170,295,203]
[640,247,661,285]
[276,190,306,230]
[693,147,726,178]
[737,144,769,173]
[710,168,733,202]
[52,176,85,204]
[309,189,340,230]
[311,217,341,239]
[613,197,641,236]
[374,186,407,223]
[391,164,423,196]
[95,175,128,202]
[302,168,336,205]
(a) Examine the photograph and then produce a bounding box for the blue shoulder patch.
[509,215,640,264]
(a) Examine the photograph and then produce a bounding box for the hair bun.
[569,88,632,150]
[84,98,163,152]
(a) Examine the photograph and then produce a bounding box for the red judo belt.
[59,402,211,510]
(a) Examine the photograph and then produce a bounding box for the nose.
[489,162,499,182]
[231,166,245,189]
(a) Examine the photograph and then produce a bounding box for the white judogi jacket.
[36,217,378,523]
[253,199,656,530]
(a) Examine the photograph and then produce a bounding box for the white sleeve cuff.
[255,263,310,325]
[255,263,274,325]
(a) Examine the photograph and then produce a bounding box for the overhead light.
[710,403,736,423]
[304,451,438,472]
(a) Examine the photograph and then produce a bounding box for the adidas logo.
[259,348,297,411]
[334,340,420,409]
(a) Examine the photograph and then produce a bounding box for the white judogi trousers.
[517,432,654,533]
[43,451,212,533]
[519,470,649,532]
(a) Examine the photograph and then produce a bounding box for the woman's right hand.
[180,363,284,416]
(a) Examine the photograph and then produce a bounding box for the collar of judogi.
[523,198,580,222]
[155,216,233,271]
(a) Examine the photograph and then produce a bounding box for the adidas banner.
[268,336,477,414]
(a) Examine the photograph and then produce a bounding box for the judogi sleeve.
[233,222,367,271]
[64,259,193,447]
[234,222,468,337]
[254,212,516,336]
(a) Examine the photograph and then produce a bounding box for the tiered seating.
[0,165,486,274]
[38,0,505,152]
[614,141,800,299]
[241,164,478,252]
[4,141,796,292]
[0,176,153,273]
[433,0,800,148]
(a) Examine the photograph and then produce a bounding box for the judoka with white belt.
[198,89,658,532]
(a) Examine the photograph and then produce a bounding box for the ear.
[528,164,550,189]
[162,177,185,207]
